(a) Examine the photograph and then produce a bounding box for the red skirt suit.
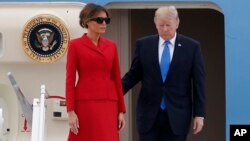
[66,34,126,141]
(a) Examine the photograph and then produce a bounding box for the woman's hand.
[118,112,125,131]
[68,111,79,135]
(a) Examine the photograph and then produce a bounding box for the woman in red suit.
[65,3,126,141]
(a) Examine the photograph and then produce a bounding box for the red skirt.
[67,100,120,141]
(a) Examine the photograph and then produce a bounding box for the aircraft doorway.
[105,3,224,141]
[129,8,225,141]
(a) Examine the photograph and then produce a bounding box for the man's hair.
[154,6,179,23]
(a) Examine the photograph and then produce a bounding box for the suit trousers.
[139,109,187,141]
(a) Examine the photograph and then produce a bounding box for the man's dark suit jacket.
[122,34,206,135]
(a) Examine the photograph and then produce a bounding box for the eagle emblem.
[22,14,69,63]
[35,28,57,51]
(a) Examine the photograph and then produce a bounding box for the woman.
[65,3,126,141]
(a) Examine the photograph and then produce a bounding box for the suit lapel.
[81,35,105,56]
[151,35,164,83]
[165,34,182,82]
[97,38,107,52]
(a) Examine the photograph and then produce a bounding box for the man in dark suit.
[122,6,206,141]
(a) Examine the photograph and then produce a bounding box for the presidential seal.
[21,14,69,63]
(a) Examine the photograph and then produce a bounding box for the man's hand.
[193,117,204,134]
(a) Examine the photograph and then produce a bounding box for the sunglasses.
[90,17,111,24]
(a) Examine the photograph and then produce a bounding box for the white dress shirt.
[158,33,177,64]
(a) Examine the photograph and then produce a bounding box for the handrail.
[7,72,33,127]
[31,85,48,141]
[39,85,47,141]
[7,72,50,141]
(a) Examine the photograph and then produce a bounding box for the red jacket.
[66,34,126,113]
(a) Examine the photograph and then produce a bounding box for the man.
[122,6,206,141]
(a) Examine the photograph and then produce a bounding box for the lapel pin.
[178,43,182,47]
